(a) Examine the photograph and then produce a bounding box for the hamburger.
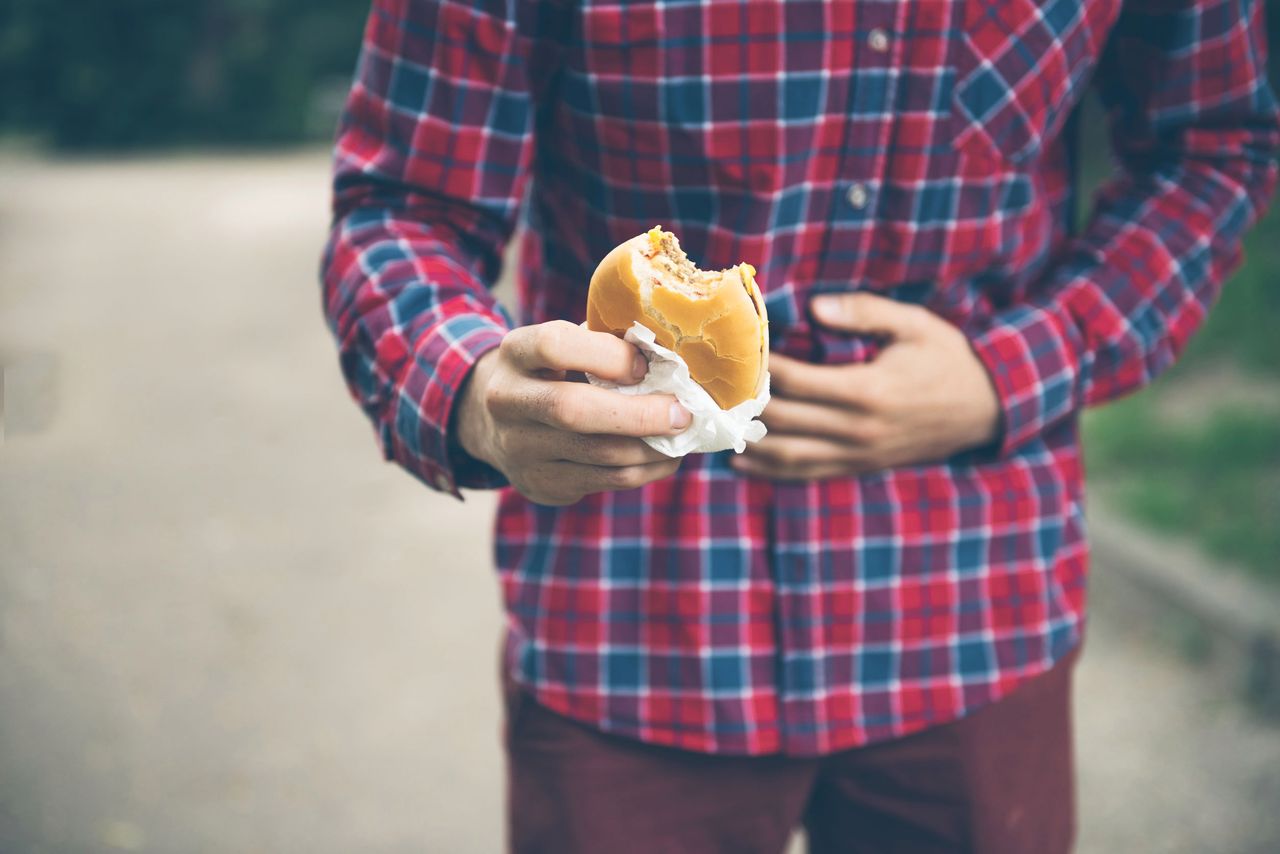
[585,227,769,409]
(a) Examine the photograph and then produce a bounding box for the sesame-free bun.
[585,227,769,409]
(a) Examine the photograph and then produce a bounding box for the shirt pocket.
[950,0,1120,165]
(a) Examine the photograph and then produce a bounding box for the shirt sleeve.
[320,0,566,497]
[970,0,1280,455]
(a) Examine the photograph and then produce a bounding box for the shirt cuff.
[384,312,509,499]
[969,303,1082,456]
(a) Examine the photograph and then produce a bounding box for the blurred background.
[1,1,1277,851]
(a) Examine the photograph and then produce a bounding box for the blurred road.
[2,150,1277,853]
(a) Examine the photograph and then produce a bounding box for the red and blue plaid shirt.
[322,0,1278,755]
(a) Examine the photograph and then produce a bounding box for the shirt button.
[846,182,870,210]
[868,28,890,53]
[434,470,453,492]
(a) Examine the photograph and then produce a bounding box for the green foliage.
[1085,398,1280,586]
[0,0,369,149]
[1181,210,1280,378]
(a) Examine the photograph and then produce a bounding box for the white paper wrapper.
[586,321,769,457]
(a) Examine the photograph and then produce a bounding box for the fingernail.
[632,353,649,380]
[670,403,691,430]
[812,296,840,321]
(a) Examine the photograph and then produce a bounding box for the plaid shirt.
[322,0,1277,755]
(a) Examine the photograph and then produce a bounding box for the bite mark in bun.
[586,227,769,409]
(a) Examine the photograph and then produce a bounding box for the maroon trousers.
[503,650,1077,854]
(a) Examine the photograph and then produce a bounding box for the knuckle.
[501,327,533,362]
[509,468,536,493]
[639,400,671,435]
[858,376,888,408]
[760,442,794,465]
[559,478,589,503]
[631,410,658,437]
[552,391,585,428]
[482,380,507,414]
[540,386,572,426]
[603,466,640,490]
[593,439,631,466]
[513,479,544,503]
[849,459,880,476]
[533,324,565,365]
[604,473,633,492]
[854,418,886,444]
[518,469,579,506]
[764,409,793,433]
[754,447,781,467]
[502,425,537,458]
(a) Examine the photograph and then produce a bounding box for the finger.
[542,458,682,499]
[768,354,846,403]
[505,381,689,436]
[582,457,682,492]
[730,454,858,482]
[508,423,674,467]
[769,354,879,408]
[503,320,648,383]
[809,292,929,339]
[761,397,881,443]
[740,434,859,469]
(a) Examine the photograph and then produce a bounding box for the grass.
[1084,397,1280,586]
[1180,209,1280,378]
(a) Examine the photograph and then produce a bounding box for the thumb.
[810,292,926,339]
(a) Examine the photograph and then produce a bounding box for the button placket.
[838,5,904,279]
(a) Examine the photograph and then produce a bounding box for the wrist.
[960,339,1005,453]
[454,349,499,467]
[972,380,1002,447]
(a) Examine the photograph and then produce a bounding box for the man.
[321,0,1277,850]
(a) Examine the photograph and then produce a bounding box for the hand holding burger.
[454,227,769,505]
[454,321,691,506]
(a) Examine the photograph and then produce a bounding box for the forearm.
[321,202,511,495]
[971,0,1280,455]
[973,142,1276,452]
[320,0,563,494]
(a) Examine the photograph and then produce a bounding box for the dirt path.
[2,151,1276,853]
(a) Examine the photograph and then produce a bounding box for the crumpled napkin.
[586,321,769,457]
